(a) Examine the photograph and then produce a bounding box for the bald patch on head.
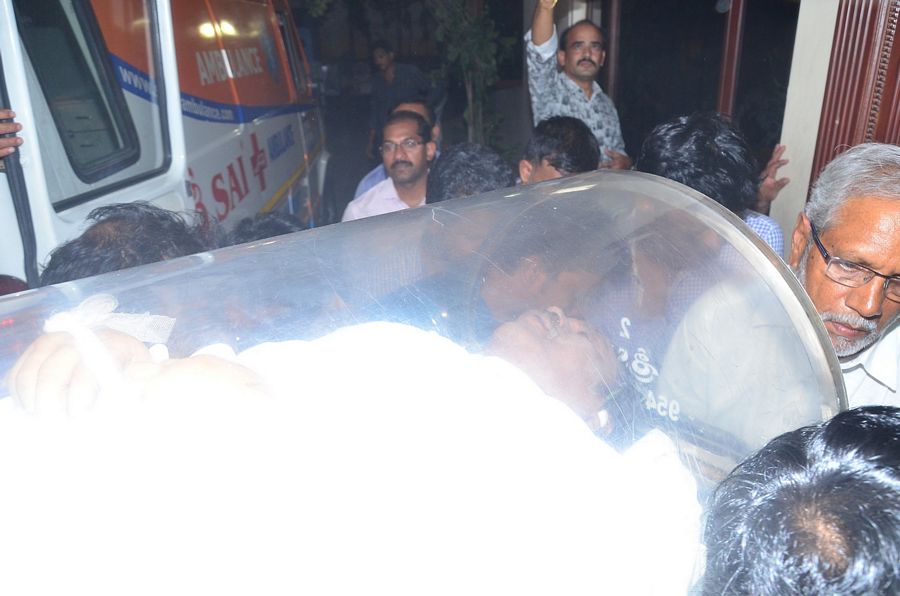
[792,504,850,578]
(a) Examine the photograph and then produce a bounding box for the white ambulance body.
[0,0,327,286]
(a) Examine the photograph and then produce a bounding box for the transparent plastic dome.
[0,171,845,591]
[0,171,843,474]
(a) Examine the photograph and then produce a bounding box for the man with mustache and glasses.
[788,143,900,407]
[352,98,441,202]
[342,110,436,222]
[525,0,630,170]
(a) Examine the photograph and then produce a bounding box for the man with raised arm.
[524,0,629,169]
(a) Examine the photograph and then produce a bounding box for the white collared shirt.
[342,177,425,222]
[842,324,900,408]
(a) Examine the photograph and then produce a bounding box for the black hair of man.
[426,143,515,203]
[388,96,435,126]
[487,200,616,278]
[371,40,393,55]
[40,202,215,286]
[522,116,600,176]
[383,110,432,143]
[634,112,759,214]
[227,212,304,246]
[559,19,607,51]
[704,406,900,595]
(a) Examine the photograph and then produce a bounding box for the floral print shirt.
[525,27,626,157]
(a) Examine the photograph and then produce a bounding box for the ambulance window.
[14,0,140,185]
[276,11,310,97]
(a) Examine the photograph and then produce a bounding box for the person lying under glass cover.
[0,168,848,594]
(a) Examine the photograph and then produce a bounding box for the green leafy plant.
[304,0,334,18]
[428,0,513,144]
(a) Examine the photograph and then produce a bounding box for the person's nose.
[845,278,886,320]
[546,306,567,330]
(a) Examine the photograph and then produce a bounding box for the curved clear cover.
[0,170,844,489]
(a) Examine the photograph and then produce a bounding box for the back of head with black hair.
[426,143,515,203]
[371,40,393,55]
[227,212,305,246]
[40,202,215,286]
[704,406,900,595]
[383,110,432,143]
[486,201,616,278]
[635,112,759,214]
[522,116,600,176]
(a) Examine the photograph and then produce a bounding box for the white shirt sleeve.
[341,198,362,222]
[524,25,558,60]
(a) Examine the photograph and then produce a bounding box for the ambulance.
[0,0,327,286]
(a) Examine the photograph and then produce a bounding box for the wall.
[772,0,840,238]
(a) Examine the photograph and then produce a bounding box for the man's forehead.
[822,196,900,269]
[827,196,900,235]
[383,120,421,140]
[564,23,604,47]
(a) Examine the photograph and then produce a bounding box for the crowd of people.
[1,1,900,591]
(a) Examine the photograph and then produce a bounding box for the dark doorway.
[733,0,799,167]
[612,0,798,164]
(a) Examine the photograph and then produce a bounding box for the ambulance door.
[171,0,243,225]
[178,0,302,226]
[216,0,297,223]
[0,0,187,285]
[272,0,327,226]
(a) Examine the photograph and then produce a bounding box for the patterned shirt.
[524,27,626,156]
[741,209,784,258]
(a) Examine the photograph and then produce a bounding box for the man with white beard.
[788,143,900,407]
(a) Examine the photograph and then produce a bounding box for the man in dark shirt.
[368,41,435,159]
